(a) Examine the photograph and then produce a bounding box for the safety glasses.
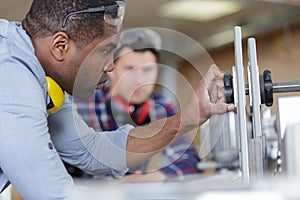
[61,0,126,28]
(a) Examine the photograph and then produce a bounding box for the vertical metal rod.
[234,26,250,183]
[248,38,264,177]
[248,38,262,139]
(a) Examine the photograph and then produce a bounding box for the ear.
[50,32,70,61]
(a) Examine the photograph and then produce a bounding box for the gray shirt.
[0,19,131,200]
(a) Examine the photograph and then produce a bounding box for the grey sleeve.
[48,98,133,177]
[0,59,73,199]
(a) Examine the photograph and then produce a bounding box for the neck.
[31,37,52,75]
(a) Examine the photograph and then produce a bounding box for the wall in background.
[177,22,300,150]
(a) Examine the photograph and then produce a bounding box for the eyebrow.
[107,43,117,49]
[101,43,117,51]
[93,43,117,57]
[99,42,117,49]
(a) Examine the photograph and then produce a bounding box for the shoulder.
[0,20,45,86]
[151,93,178,115]
[151,93,167,102]
[0,20,47,109]
[151,93,175,106]
[0,20,35,57]
[71,87,110,112]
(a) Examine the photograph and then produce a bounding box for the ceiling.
[1,0,300,53]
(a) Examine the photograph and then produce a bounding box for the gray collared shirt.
[0,19,131,200]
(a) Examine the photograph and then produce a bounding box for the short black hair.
[22,0,116,48]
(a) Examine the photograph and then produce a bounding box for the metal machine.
[199,26,300,183]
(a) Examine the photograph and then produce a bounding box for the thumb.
[211,103,235,115]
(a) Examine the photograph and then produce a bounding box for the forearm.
[126,113,196,168]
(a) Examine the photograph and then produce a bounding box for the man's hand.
[182,64,235,127]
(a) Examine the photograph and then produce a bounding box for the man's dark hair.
[22,0,116,48]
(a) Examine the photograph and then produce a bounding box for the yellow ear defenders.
[46,76,65,114]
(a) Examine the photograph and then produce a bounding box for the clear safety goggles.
[61,0,126,28]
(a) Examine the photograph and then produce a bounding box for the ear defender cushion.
[46,76,65,114]
[107,95,151,126]
[106,96,135,126]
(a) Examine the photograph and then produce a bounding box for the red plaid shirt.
[70,82,200,177]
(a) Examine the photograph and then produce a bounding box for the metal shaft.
[245,82,300,95]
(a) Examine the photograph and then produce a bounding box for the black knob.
[263,70,273,107]
[224,72,234,104]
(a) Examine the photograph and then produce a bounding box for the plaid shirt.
[70,82,200,177]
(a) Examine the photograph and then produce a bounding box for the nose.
[134,69,145,85]
[104,61,115,73]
